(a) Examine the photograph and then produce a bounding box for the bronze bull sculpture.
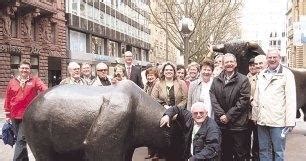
[212,41,306,120]
[23,80,178,161]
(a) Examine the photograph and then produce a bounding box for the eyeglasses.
[192,111,205,116]
[97,69,107,72]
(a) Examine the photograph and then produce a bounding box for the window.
[11,16,18,38]
[30,55,39,76]
[70,30,87,53]
[91,36,105,55]
[278,40,281,45]
[31,19,37,41]
[108,40,119,57]
[10,55,21,76]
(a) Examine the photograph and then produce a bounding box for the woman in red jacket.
[4,60,47,161]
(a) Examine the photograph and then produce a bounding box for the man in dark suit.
[124,51,144,88]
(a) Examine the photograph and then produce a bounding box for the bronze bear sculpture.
[23,80,175,161]
[212,41,306,121]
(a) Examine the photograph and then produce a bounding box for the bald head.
[254,55,267,72]
[67,62,81,78]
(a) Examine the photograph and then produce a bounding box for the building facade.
[149,0,179,65]
[241,0,287,64]
[0,0,67,95]
[65,0,151,73]
[286,0,306,68]
[149,23,178,65]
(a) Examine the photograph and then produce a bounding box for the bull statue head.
[212,41,265,75]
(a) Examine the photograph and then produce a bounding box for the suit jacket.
[126,65,143,88]
[151,79,188,108]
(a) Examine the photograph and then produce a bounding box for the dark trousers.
[12,119,29,161]
[247,120,259,161]
[221,129,248,161]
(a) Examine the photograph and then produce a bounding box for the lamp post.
[179,17,194,65]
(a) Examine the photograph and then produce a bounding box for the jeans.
[12,119,29,161]
[257,125,285,161]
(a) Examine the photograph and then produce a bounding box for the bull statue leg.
[84,93,133,161]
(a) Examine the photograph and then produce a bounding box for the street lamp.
[179,17,195,65]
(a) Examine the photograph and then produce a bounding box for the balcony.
[287,25,293,38]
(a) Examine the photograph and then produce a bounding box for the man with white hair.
[124,51,143,88]
[252,49,296,161]
[160,102,221,160]
[92,62,112,86]
[60,62,86,85]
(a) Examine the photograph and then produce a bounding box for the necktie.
[127,66,131,79]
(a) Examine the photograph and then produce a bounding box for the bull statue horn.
[247,41,258,49]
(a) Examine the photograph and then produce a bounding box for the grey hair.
[187,62,200,71]
[124,51,133,56]
[81,62,91,68]
[267,48,281,57]
[96,62,108,70]
[190,102,209,112]
[223,53,236,62]
[254,55,266,63]
[68,62,80,70]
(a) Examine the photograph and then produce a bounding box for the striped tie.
[127,66,131,79]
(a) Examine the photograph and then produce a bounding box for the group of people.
[3,48,296,161]
[160,49,296,161]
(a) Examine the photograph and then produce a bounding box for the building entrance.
[48,57,61,87]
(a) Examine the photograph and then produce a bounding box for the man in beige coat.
[252,49,296,161]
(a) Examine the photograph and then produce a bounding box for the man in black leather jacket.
[160,102,221,161]
[210,53,251,161]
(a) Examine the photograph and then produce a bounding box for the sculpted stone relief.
[40,18,51,42]
[23,13,32,38]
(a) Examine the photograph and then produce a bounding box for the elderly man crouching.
[160,102,221,161]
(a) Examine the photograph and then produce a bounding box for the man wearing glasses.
[4,60,47,161]
[160,102,221,161]
[92,62,111,86]
[60,62,86,85]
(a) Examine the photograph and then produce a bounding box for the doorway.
[48,57,61,87]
